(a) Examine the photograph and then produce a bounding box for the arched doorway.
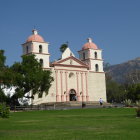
[69,89,77,101]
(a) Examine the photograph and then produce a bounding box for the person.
[99,98,103,106]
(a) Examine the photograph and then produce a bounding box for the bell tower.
[22,29,50,68]
[78,38,104,72]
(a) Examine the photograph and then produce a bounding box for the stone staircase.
[41,101,111,108]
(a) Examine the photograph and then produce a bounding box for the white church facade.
[22,30,106,105]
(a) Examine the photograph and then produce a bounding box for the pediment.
[52,56,88,68]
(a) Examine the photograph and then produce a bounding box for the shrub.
[136,101,140,107]
[0,103,10,118]
[136,107,140,117]
[123,99,132,107]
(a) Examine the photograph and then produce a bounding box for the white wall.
[89,49,102,59]
[88,72,106,102]
[61,48,75,59]
[90,60,104,72]
[31,42,49,54]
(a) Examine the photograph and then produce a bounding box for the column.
[31,43,33,52]
[60,71,64,102]
[88,50,92,70]
[55,70,60,102]
[85,73,89,101]
[65,71,69,101]
[76,72,80,101]
[88,50,90,58]
[81,72,85,102]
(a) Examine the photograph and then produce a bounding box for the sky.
[0,0,140,66]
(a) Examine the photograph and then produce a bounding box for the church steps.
[40,101,111,107]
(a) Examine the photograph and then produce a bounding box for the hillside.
[105,57,140,83]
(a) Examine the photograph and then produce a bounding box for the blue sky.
[0,0,140,66]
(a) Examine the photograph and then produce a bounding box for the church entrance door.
[69,89,77,101]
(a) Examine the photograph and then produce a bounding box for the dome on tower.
[26,29,45,43]
[82,38,98,50]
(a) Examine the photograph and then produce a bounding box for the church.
[22,30,107,105]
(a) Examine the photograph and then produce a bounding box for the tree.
[10,54,53,104]
[59,43,68,53]
[126,84,140,102]
[122,70,140,102]
[0,50,13,103]
[0,50,6,68]
[106,73,126,103]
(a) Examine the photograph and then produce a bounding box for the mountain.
[104,57,140,83]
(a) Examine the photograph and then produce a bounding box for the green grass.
[0,108,140,140]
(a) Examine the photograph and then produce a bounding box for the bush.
[0,103,10,118]
[136,101,140,107]
[123,99,132,107]
[136,107,140,117]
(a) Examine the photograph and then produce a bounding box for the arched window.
[39,45,43,53]
[95,64,99,72]
[26,46,29,53]
[95,52,97,59]
[40,59,43,67]
[83,52,85,60]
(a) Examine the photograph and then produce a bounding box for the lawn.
[0,108,140,140]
